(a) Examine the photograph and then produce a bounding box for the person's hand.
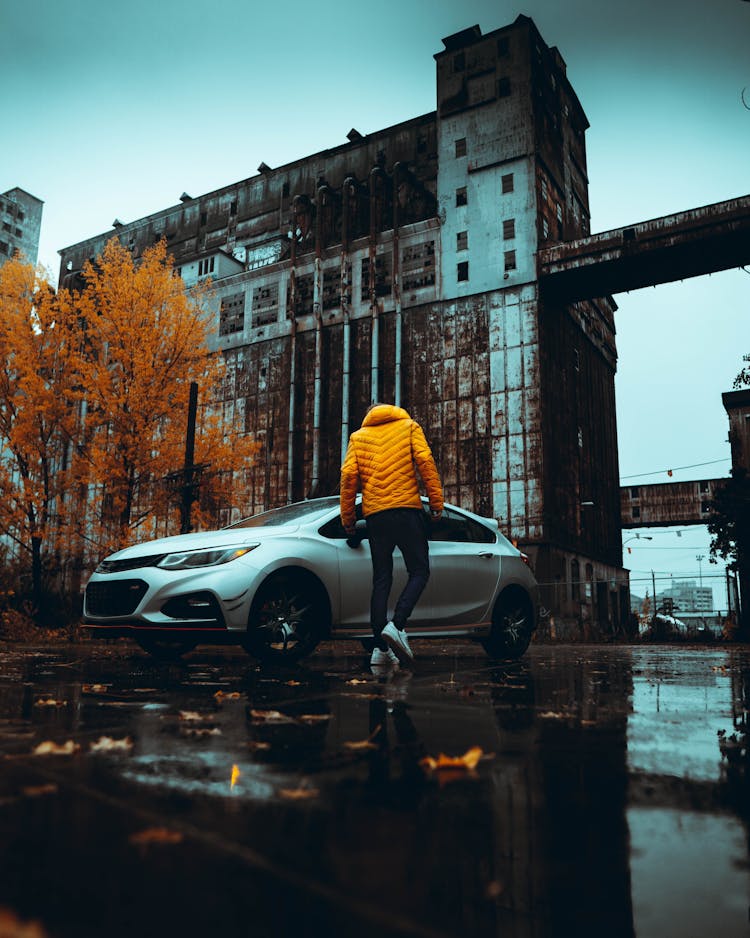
[430,509,442,522]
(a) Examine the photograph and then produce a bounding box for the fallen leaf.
[343,724,382,751]
[230,764,241,788]
[129,827,183,847]
[249,709,295,723]
[214,690,241,700]
[32,740,80,756]
[285,680,302,686]
[278,785,319,800]
[0,906,49,938]
[181,727,221,738]
[246,740,271,751]
[90,736,134,753]
[21,784,58,798]
[420,746,486,773]
[297,714,332,724]
[81,684,109,694]
[178,710,207,722]
[33,698,66,708]
[537,711,566,719]
[346,679,369,685]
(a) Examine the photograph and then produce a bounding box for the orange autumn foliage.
[0,241,259,602]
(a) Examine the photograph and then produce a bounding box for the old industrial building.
[0,187,43,267]
[57,15,628,632]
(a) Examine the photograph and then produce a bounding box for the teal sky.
[2,0,748,591]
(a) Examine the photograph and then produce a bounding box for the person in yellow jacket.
[340,403,444,667]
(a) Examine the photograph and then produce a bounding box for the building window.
[456,186,467,207]
[401,242,435,292]
[200,211,207,226]
[574,348,580,372]
[219,292,245,336]
[453,52,465,72]
[457,261,469,282]
[571,559,580,601]
[14,228,21,238]
[198,257,215,277]
[699,480,709,494]
[253,283,279,326]
[504,249,516,271]
[497,37,509,56]
[503,218,515,240]
[497,76,511,97]
[541,177,548,201]
[542,217,549,239]
[229,200,238,215]
[456,230,468,251]
[455,137,466,158]
[630,486,640,499]
[361,252,392,301]
[632,506,641,519]
[501,173,514,194]
[0,242,7,255]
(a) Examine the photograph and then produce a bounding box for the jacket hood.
[361,404,411,427]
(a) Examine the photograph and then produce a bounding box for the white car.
[83,497,538,662]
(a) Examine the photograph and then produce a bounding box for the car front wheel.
[243,571,327,664]
[483,588,534,660]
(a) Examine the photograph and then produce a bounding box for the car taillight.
[520,552,531,566]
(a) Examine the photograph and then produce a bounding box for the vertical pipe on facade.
[392,162,403,408]
[311,185,327,496]
[340,177,355,462]
[287,198,300,503]
[369,166,384,404]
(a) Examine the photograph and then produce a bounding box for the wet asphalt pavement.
[0,639,748,938]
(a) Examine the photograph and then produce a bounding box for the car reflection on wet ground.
[0,640,748,938]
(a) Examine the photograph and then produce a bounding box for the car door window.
[319,503,364,540]
[427,507,495,544]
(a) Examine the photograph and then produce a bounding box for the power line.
[620,457,730,481]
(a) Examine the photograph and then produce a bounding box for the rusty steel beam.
[539,195,750,302]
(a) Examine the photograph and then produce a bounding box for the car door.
[418,506,501,628]
[318,512,428,628]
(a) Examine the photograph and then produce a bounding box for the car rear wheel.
[243,571,327,664]
[136,638,197,661]
[482,588,534,660]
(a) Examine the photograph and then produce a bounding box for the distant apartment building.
[57,15,627,631]
[658,580,714,614]
[0,188,43,266]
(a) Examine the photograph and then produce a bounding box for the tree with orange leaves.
[0,241,258,617]
[69,238,258,561]
[0,255,81,605]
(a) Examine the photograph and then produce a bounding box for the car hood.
[103,524,303,561]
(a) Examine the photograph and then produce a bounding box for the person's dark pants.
[367,508,430,648]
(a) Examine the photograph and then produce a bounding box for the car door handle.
[478,552,494,559]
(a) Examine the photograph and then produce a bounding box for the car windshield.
[225,497,339,529]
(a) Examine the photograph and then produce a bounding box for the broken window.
[501,173,514,194]
[456,186,467,207]
[219,292,245,336]
[361,253,392,301]
[455,137,467,158]
[402,241,435,292]
[252,283,279,326]
[456,231,468,252]
[504,249,516,271]
[457,260,469,282]
[503,218,515,240]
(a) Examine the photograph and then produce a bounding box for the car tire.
[482,588,534,660]
[243,571,327,664]
[136,638,197,661]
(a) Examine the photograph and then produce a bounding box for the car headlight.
[156,545,259,570]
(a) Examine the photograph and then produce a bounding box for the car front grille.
[85,579,149,617]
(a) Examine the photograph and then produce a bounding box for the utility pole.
[696,554,705,588]
[180,382,199,535]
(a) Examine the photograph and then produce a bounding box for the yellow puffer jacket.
[340,404,444,529]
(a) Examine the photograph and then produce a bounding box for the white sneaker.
[370,646,399,667]
[382,621,414,665]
